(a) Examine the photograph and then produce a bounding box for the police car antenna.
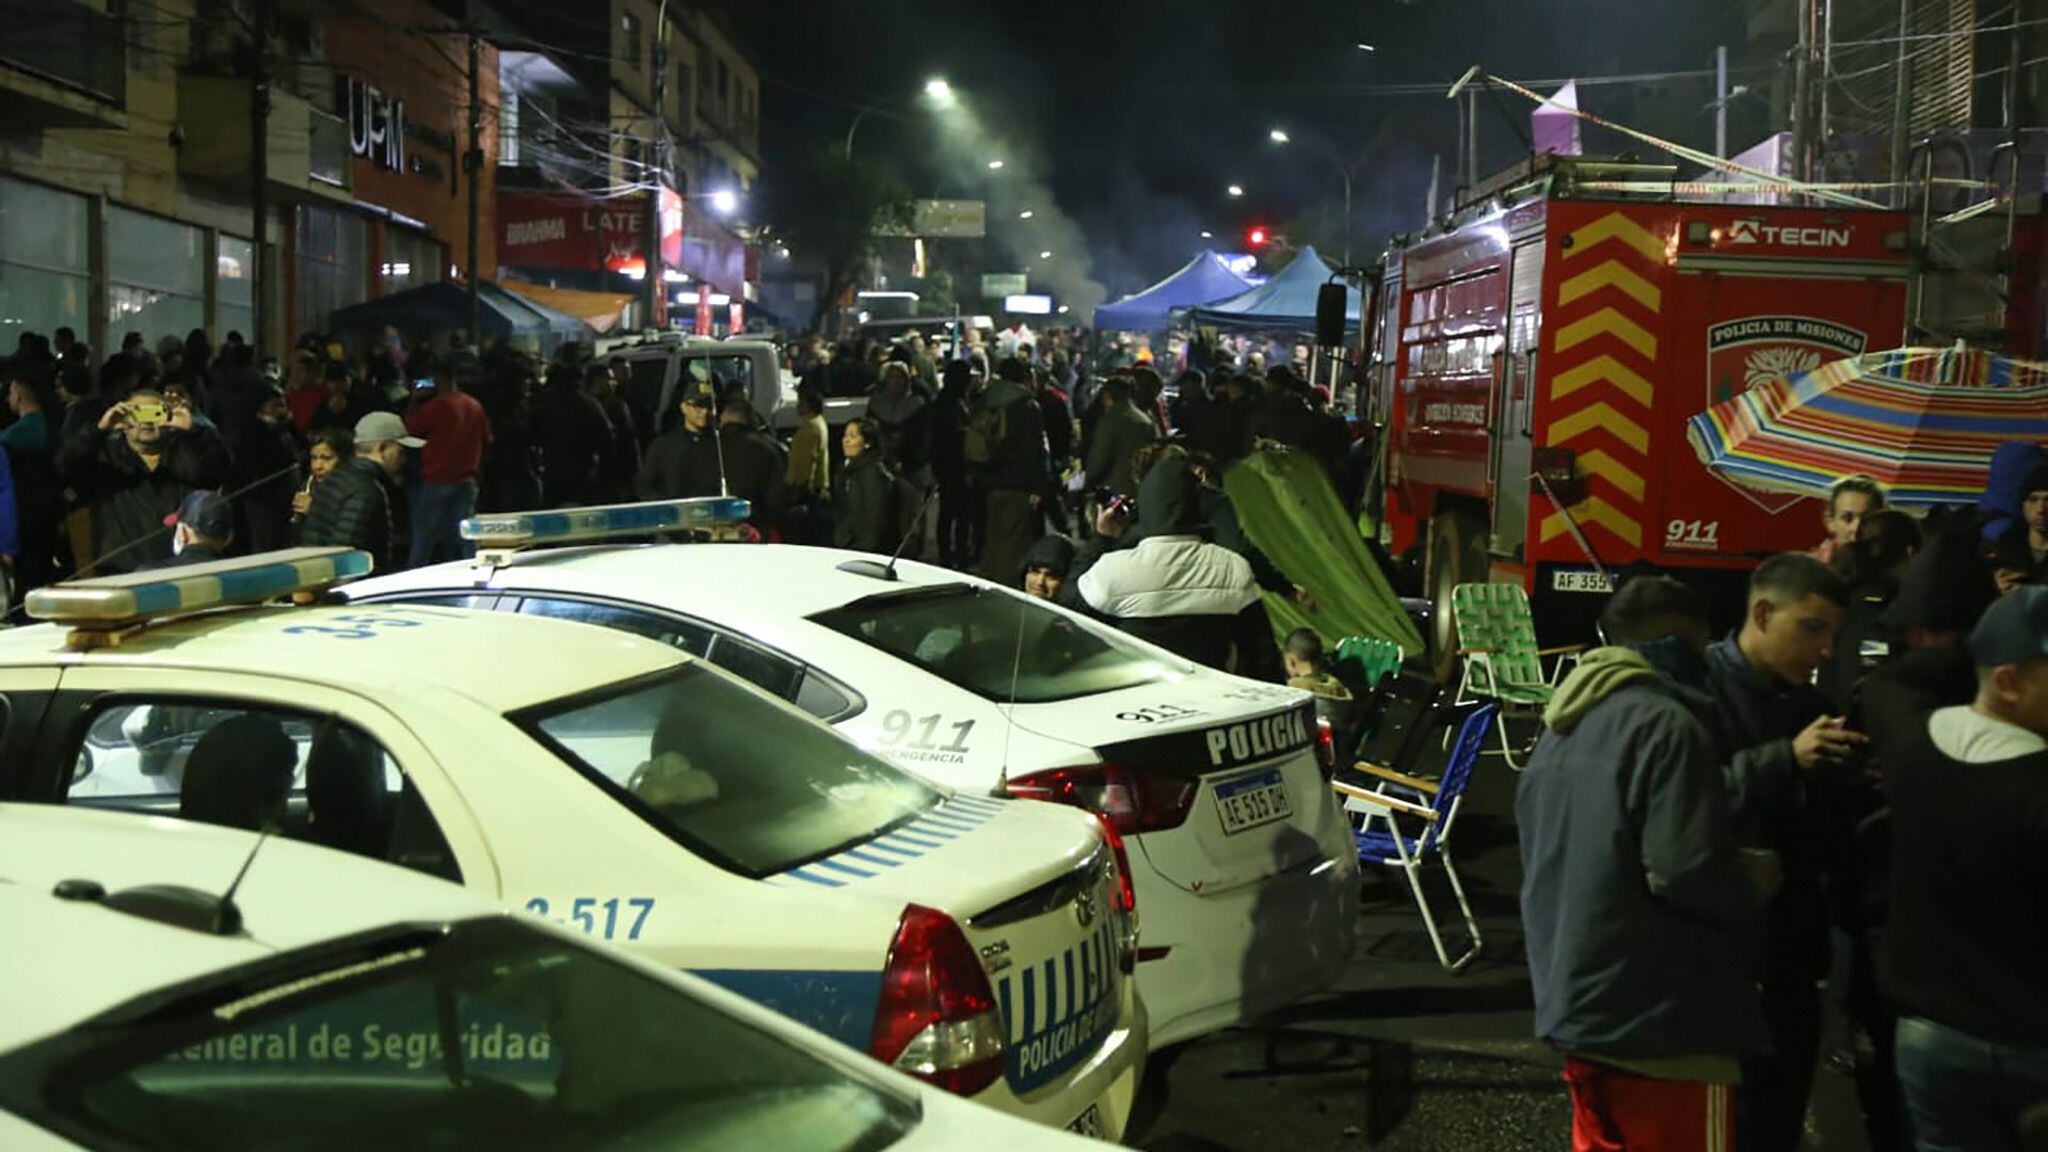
[879,485,939,581]
[996,588,1028,790]
[712,400,731,499]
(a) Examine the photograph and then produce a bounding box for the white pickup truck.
[605,335,830,440]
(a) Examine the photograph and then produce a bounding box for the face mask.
[1631,633,1711,690]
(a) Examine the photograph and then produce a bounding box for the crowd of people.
[1518,466,2048,1152]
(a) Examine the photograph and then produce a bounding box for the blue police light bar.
[27,548,375,626]
[460,497,752,549]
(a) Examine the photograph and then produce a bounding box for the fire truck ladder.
[1907,134,2023,347]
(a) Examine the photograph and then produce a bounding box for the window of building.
[294,204,368,339]
[106,205,206,349]
[0,176,90,349]
[621,12,642,73]
[380,227,442,296]
[498,84,520,166]
[216,235,254,345]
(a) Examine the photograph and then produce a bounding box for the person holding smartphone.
[55,383,229,576]
[401,352,488,567]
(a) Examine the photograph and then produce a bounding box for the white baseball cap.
[353,411,425,448]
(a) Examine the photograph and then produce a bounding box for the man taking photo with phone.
[57,383,230,576]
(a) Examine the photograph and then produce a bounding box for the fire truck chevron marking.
[1562,212,1667,264]
[1550,355,1653,407]
[1558,261,1663,311]
[1540,498,1645,548]
[1548,403,1650,454]
[1554,307,1658,359]
[1576,450,1647,501]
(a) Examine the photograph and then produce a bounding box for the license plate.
[1550,569,1615,593]
[1213,768,1292,835]
[1066,1103,1107,1138]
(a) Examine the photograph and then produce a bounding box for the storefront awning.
[500,279,635,334]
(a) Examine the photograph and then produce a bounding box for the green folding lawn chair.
[1335,635,1405,694]
[1449,582,1586,770]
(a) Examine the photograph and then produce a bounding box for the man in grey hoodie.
[1518,575,1774,1152]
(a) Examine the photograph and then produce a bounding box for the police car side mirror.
[72,746,95,785]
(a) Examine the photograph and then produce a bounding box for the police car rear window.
[0,918,918,1152]
[517,666,939,878]
[813,587,1165,705]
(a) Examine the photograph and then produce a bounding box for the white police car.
[0,805,1126,1152]
[0,549,1144,1138]
[344,500,1361,1049]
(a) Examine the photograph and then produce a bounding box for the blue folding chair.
[1331,702,1494,973]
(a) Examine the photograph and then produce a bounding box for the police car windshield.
[0,918,917,1152]
[519,666,940,878]
[814,586,1167,704]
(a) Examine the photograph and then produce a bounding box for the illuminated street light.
[1199,230,1213,238]
[924,77,954,105]
[1357,42,1376,51]
[1019,210,1035,219]
[1056,305,1071,315]
[1268,128,1291,144]
[987,158,1005,171]
[710,189,739,217]
[1039,250,1053,260]
[1227,184,1244,197]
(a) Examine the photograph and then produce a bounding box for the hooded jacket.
[1978,440,2046,543]
[1074,459,1259,669]
[1018,533,1077,584]
[1986,461,2048,584]
[1517,647,1769,1070]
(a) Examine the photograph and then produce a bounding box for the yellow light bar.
[460,497,752,549]
[26,548,375,626]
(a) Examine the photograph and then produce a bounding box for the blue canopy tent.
[1092,250,1253,332]
[1182,246,1359,333]
[329,280,587,353]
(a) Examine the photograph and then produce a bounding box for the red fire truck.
[1362,155,2045,660]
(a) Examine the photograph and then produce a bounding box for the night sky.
[732,1,1756,304]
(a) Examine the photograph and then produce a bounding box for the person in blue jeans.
[402,351,490,567]
[1865,586,2048,1152]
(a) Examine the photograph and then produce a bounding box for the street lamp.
[1268,127,1355,264]
[987,158,1005,171]
[1039,250,1053,260]
[1199,230,1213,238]
[1018,210,1034,219]
[1356,42,1376,51]
[846,77,956,159]
[709,188,739,217]
[1227,184,1244,197]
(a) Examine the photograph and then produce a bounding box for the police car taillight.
[1096,820,1140,976]
[870,903,1006,1096]
[1313,718,1337,781]
[1005,764,1196,836]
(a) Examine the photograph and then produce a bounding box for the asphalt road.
[1126,742,1881,1152]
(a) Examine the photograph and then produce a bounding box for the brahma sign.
[499,191,682,274]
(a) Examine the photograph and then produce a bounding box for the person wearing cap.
[636,373,725,501]
[1864,585,2048,1152]
[297,411,413,573]
[404,352,490,567]
[1987,462,2048,592]
[143,490,234,569]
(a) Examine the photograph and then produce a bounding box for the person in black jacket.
[973,358,1047,585]
[636,376,725,501]
[229,379,303,554]
[930,360,981,569]
[1703,554,1866,1152]
[1988,461,2048,591]
[297,412,412,573]
[718,399,787,534]
[834,417,898,554]
[57,383,231,576]
[536,365,612,508]
[590,362,641,502]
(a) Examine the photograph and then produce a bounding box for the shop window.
[295,205,368,338]
[380,228,442,297]
[216,235,254,345]
[107,205,206,351]
[0,177,90,349]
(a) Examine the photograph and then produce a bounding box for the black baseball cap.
[165,490,234,540]
[1969,585,2048,667]
[680,378,718,408]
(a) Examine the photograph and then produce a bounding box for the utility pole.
[464,0,482,349]
[644,0,668,332]
[1425,153,1440,225]
[1714,44,1729,158]
[1791,0,1817,185]
[251,0,273,355]
[1889,0,1912,203]
[1464,90,1479,199]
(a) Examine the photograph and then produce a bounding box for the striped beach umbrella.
[1686,346,2048,508]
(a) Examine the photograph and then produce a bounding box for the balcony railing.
[0,2,126,106]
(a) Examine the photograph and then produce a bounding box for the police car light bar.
[27,548,375,627]
[459,497,752,549]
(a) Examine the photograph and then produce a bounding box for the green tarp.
[1223,447,1424,658]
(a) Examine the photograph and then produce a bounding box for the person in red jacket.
[403,351,490,565]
